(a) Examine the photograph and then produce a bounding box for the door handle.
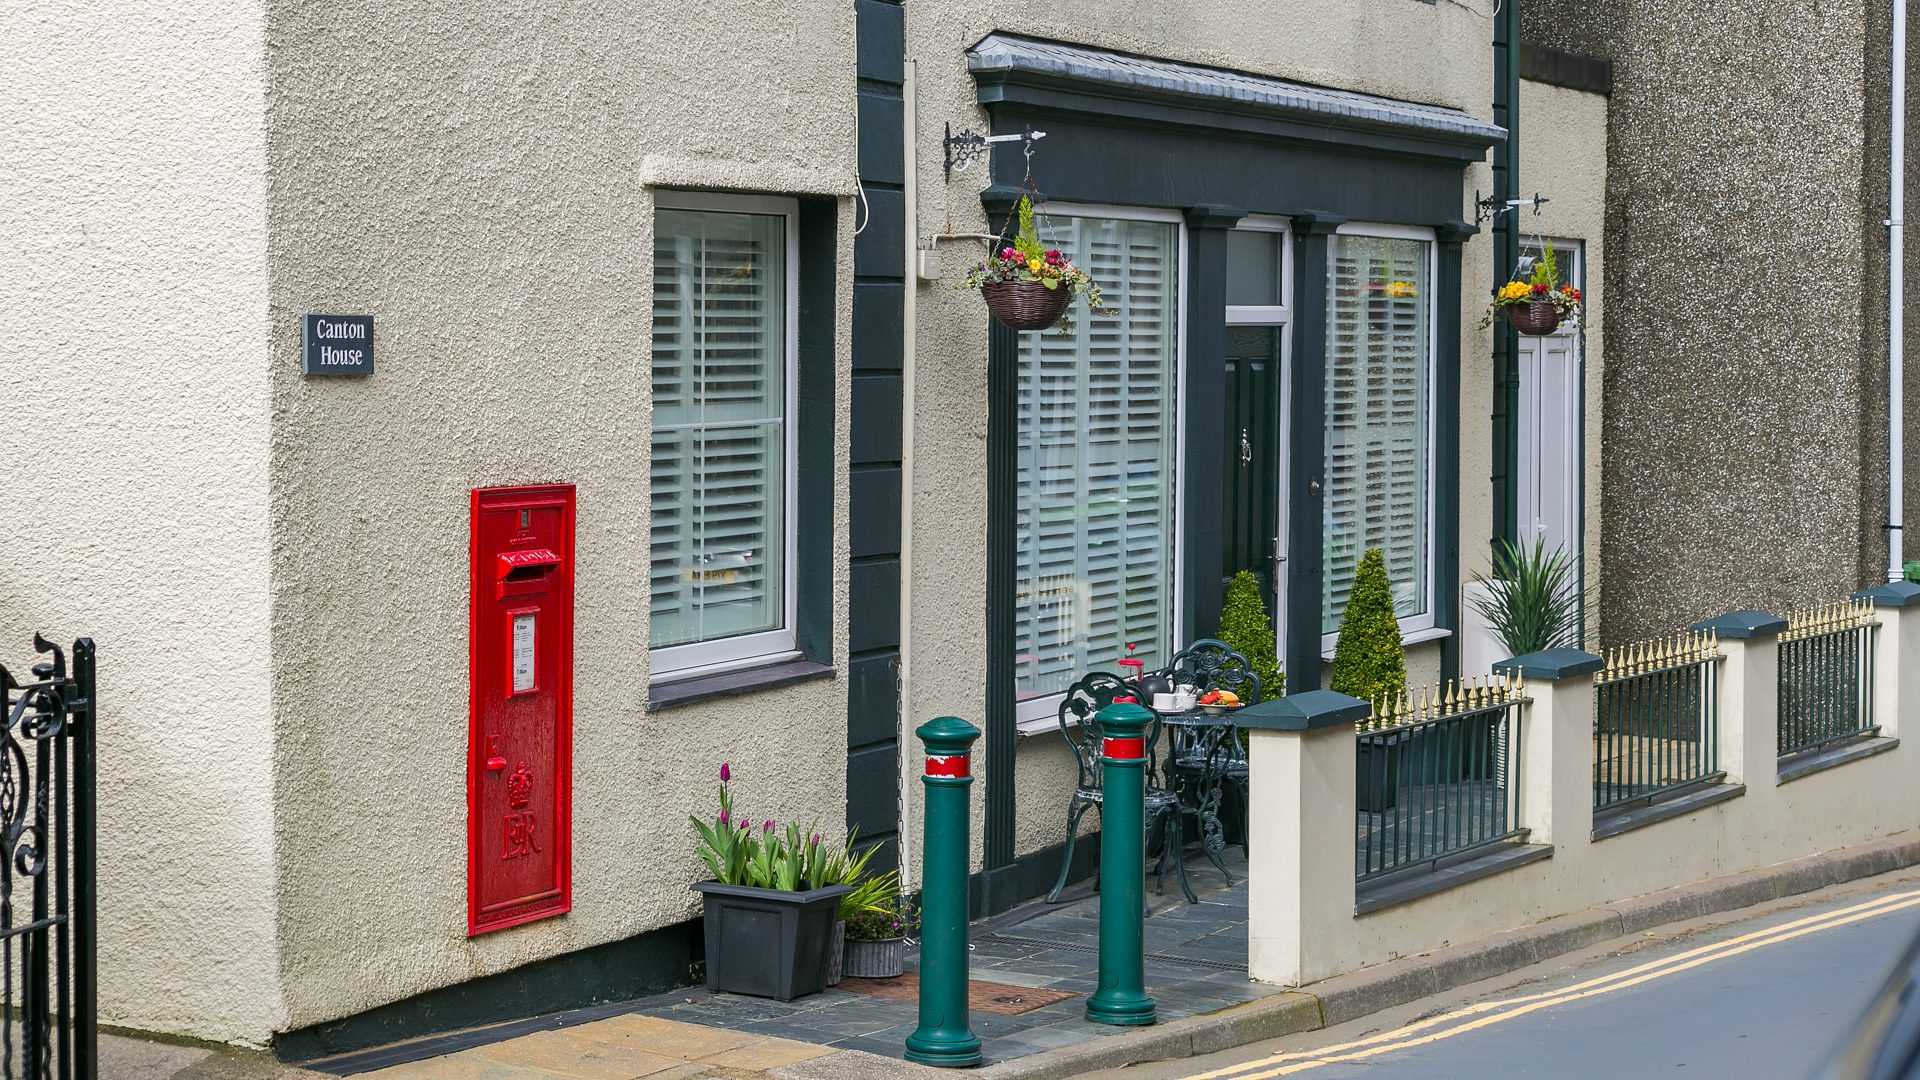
[1239,429,1252,468]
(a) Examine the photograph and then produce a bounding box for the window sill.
[1321,625,1453,662]
[647,659,836,712]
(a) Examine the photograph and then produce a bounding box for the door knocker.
[1239,428,1252,468]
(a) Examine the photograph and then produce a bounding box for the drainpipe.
[1890,0,1908,582]
[897,53,921,889]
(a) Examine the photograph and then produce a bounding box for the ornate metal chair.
[1160,639,1264,877]
[1044,671,1195,904]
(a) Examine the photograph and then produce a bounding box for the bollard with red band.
[1086,702,1158,1026]
[905,717,983,1067]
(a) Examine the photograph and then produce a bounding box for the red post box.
[468,484,575,936]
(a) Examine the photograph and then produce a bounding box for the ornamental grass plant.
[1329,548,1408,708]
[1468,539,1586,657]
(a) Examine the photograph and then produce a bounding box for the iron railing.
[1593,631,1723,816]
[1778,601,1879,760]
[0,637,96,1080]
[1356,678,1527,885]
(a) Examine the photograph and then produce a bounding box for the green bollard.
[905,716,984,1067]
[1085,702,1158,1026]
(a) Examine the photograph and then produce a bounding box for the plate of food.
[1198,690,1243,715]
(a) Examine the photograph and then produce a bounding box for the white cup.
[1152,692,1177,711]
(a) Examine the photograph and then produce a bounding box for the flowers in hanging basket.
[1381,280,1419,299]
[961,195,1113,331]
[1482,241,1581,332]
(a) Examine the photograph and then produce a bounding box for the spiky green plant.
[1468,538,1585,657]
[1906,560,1920,585]
[1329,549,1407,706]
[1217,570,1284,699]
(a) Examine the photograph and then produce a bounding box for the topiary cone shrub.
[1329,548,1407,707]
[1218,570,1284,699]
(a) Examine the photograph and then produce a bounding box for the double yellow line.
[1190,888,1920,1079]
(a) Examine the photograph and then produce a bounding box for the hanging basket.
[1504,302,1564,336]
[981,280,1072,331]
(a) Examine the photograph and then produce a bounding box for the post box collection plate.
[468,486,575,936]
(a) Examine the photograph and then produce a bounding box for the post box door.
[468,484,574,936]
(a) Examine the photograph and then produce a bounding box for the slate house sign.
[302,314,373,376]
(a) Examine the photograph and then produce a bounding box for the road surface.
[1087,867,1920,1079]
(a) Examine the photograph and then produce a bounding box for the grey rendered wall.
[1519,77,1609,641]
[263,2,857,1034]
[1,0,285,1044]
[1524,0,1879,641]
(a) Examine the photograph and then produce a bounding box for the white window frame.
[648,190,802,682]
[1319,222,1440,655]
[1013,202,1189,736]
[1225,217,1294,670]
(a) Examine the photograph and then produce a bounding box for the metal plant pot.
[1505,301,1564,335]
[981,280,1071,331]
[843,936,906,979]
[691,881,853,1001]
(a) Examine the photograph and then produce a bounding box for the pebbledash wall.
[1523,0,1920,643]
[892,0,1545,897]
[3,0,285,1044]
[262,0,857,1043]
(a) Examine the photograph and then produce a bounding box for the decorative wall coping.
[1493,647,1604,681]
[1853,582,1920,608]
[1238,690,1371,732]
[1690,610,1789,639]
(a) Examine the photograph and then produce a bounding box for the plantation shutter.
[1323,233,1432,635]
[1015,216,1179,705]
[651,208,788,658]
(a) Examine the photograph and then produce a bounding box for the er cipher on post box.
[468,484,575,936]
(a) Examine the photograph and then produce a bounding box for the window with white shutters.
[650,196,797,677]
[1322,229,1434,637]
[1014,214,1180,720]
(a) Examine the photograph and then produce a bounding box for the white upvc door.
[1515,239,1584,583]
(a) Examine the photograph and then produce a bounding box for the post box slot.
[501,563,556,583]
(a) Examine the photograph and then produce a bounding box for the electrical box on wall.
[468,484,575,936]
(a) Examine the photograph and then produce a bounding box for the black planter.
[691,881,852,1001]
[1356,733,1403,813]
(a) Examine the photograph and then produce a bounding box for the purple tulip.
[718,810,729,826]
[720,763,731,783]
[811,833,821,848]
[738,819,750,831]
[763,819,775,833]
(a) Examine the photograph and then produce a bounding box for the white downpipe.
[1892,0,1908,583]
[897,54,921,890]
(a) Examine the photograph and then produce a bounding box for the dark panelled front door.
[1222,324,1287,623]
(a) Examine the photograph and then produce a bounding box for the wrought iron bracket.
[944,123,1047,184]
[1474,190,1551,226]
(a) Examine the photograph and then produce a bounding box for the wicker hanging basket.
[982,280,1072,331]
[1504,302,1564,336]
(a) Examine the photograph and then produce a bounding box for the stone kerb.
[1852,582,1920,738]
[1494,649,1601,853]
[1241,690,1369,988]
[1690,610,1786,789]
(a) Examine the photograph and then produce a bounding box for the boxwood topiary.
[1329,548,1407,707]
[1218,569,1284,700]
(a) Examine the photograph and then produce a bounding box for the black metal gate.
[0,637,96,1080]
